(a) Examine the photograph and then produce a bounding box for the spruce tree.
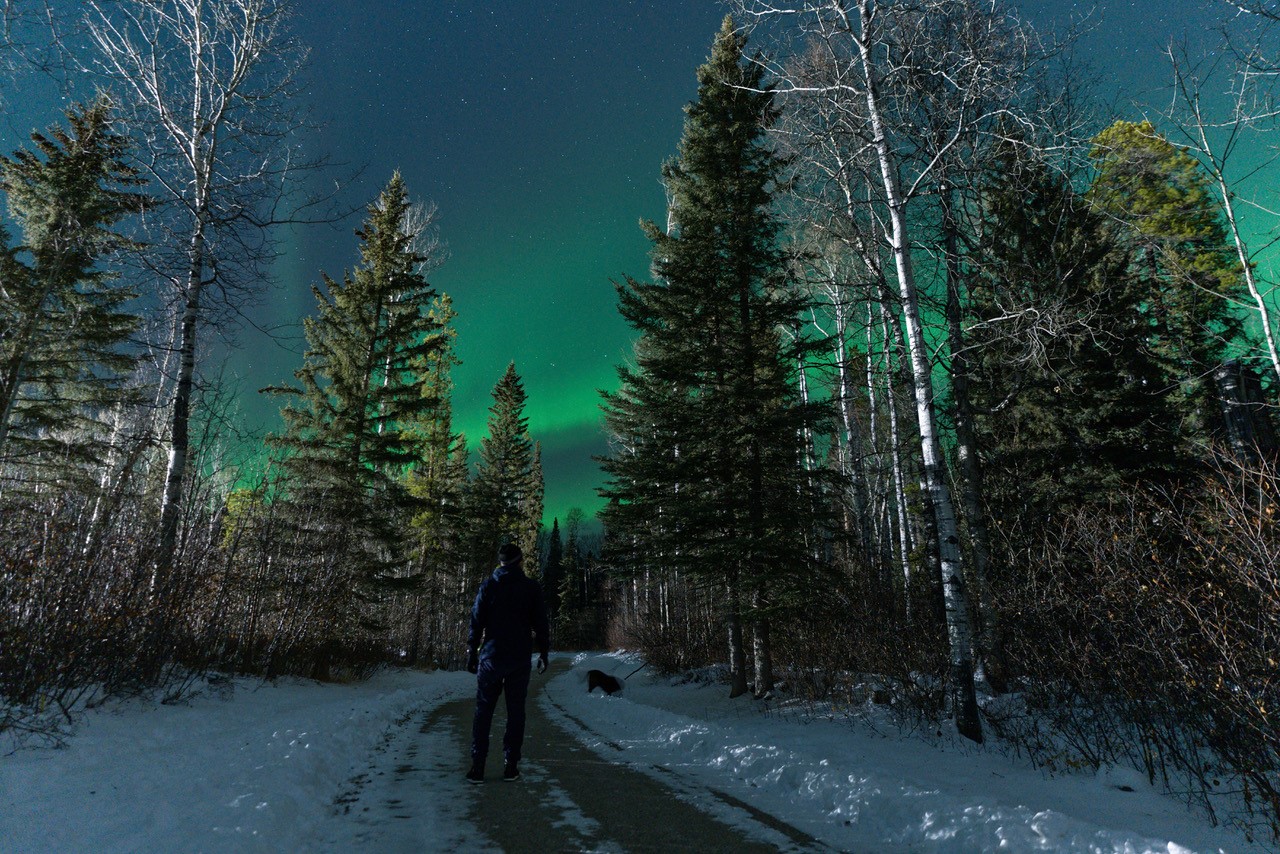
[404,293,468,591]
[1089,120,1244,442]
[971,149,1184,525]
[557,506,586,623]
[0,97,145,479]
[266,174,452,667]
[599,17,828,696]
[468,362,543,565]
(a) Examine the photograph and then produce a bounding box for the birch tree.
[78,0,307,567]
[1158,24,1280,386]
[735,0,1059,740]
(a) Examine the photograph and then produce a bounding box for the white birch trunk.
[853,0,982,741]
[879,299,914,603]
[1213,171,1280,385]
[158,211,207,565]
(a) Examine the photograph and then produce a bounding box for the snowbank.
[1,669,473,853]
[542,652,1260,854]
[2,655,1263,853]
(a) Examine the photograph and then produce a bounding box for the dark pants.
[470,662,532,765]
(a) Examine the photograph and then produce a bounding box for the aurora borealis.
[0,0,1242,525]
[270,1,730,524]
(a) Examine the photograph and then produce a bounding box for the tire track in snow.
[324,660,826,852]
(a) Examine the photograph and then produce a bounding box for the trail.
[325,660,829,853]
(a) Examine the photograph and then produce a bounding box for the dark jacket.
[468,564,550,671]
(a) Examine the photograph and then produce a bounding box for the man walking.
[466,542,550,783]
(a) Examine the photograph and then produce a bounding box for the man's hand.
[466,648,479,674]
[536,653,548,674]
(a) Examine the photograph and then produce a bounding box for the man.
[466,542,550,783]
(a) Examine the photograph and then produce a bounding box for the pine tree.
[0,97,145,479]
[558,506,586,620]
[265,174,452,668]
[600,17,829,697]
[405,292,466,562]
[1089,120,1244,442]
[400,295,469,667]
[971,149,1185,523]
[469,362,544,565]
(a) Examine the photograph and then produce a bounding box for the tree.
[1088,119,1244,440]
[557,506,587,619]
[970,148,1184,524]
[1157,19,1280,386]
[731,0,1053,739]
[470,362,543,564]
[404,294,463,537]
[600,17,828,698]
[542,517,564,624]
[266,174,452,669]
[0,96,144,479]
[79,0,311,565]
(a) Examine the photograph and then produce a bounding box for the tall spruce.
[1089,120,1244,444]
[557,506,586,623]
[971,150,1185,522]
[0,96,145,482]
[600,17,827,697]
[405,293,468,580]
[266,174,452,667]
[469,362,543,564]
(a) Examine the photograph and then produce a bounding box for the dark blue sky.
[1,1,1229,523]
[276,0,1222,523]
[276,1,732,523]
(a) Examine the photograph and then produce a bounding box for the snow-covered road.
[0,653,1261,852]
[310,660,813,852]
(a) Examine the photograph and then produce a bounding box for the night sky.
[272,1,732,524]
[1,1,1235,523]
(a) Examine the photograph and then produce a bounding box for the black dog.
[586,661,647,695]
[587,669,623,695]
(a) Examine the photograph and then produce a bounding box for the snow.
[1,670,476,852]
[0,654,1263,853]
[545,653,1260,854]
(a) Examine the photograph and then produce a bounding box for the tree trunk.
[1213,170,1280,385]
[752,590,774,697]
[941,184,1006,692]
[878,297,915,610]
[158,216,207,569]
[831,291,875,569]
[864,298,895,576]
[854,0,982,742]
[727,580,749,699]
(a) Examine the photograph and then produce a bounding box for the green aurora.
[3,0,1271,526]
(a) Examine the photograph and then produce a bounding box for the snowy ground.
[0,653,1263,853]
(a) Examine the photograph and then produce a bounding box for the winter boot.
[465,761,484,784]
[502,761,520,782]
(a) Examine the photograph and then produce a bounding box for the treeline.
[595,7,1279,840]
[0,1,558,737]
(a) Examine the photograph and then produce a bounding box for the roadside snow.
[1,670,473,853]
[2,655,1264,853]
[543,652,1262,854]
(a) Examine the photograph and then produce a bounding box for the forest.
[1,0,1278,842]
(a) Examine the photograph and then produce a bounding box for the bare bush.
[992,457,1280,842]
